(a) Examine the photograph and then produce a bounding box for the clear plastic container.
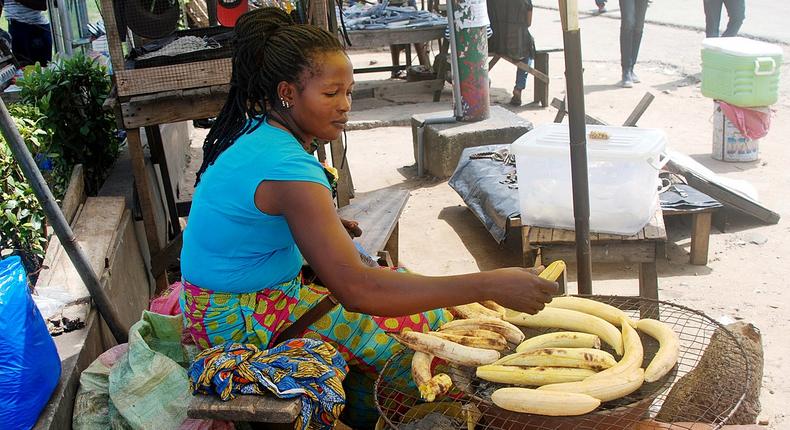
[511,124,667,236]
[701,37,782,107]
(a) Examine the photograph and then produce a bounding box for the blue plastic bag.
[0,256,62,429]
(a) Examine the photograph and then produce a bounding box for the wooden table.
[509,207,667,300]
[345,25,449,99]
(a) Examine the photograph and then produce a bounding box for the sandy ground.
[184,7,790,427]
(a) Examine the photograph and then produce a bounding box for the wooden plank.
[553,96,567,123]
[542,242,656,264]
[330,138,353,208]
[34,197,126,300]
[354,79,445,100]
[151,232,183,277]
[338,189,410,255]
[122,86,228,128]
[98,0,125,73]
[145,126,181,239]
[552,228,576,243]
[535,227,553,244]
[61,164,85,224]
[383,223,399,266]
[187,395,300,423]
[622,92,655,127]
[534,51,550,107]
[115,58,232,97]
[346,26,445,49]
[638,261,659,318]
[504,56,549,83]
[682,172,780,225]
[185,0,209,28]
[690,211,713,265]
[550,98,607,125]
[127,128,162,253]
[488,55,502,70]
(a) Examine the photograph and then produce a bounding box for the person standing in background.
[4,0,51,67]
[508,0,535,106]
[704,0,745,37]
[619,0,648,88]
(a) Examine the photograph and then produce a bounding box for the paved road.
[531,0,790,44]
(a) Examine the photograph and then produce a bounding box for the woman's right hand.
[486,267,559,315]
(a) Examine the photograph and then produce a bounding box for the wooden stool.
[509,207,667,304]
[662,206,719,266]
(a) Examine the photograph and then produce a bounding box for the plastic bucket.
[712,102,759,162]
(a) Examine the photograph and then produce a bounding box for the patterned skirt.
[180,273,451,428]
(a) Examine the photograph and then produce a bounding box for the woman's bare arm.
[256,180,557,316]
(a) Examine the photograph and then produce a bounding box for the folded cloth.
[718,101,772,140]
[189,339,348,430]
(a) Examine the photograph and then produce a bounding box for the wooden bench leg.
[521,226,539,267]
[638,261,659,319]
[433,39,450,102]
[690,212,713,266]
[533,51,549,107]
[383,222,399,267]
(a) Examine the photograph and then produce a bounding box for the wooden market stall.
[99,0,450,289]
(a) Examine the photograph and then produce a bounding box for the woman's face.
[288,51,354,142]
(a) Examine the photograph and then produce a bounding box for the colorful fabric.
[189,339,347,430]
[180,272,452,428]
[180,118,331,294]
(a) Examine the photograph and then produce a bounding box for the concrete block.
[411,106,533,178]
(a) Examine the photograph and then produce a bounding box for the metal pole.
[559,0,592,294]
[448,0,490,121]
[0,99,128,344]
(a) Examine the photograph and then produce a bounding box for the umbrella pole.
[559,0,592,294]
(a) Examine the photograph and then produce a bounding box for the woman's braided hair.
[196,7,344,184]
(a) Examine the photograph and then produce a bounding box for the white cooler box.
[511,124,667,236]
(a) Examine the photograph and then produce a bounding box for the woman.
[180,8,557,428]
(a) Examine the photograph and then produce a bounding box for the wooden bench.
[509,206,667,302]
[187,188,410,426]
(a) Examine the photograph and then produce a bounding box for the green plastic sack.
[74,311,198,429]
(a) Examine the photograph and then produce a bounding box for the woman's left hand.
[341,218,362,238]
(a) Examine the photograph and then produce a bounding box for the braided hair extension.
[195,7,344,184]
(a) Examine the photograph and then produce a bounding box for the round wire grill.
[375,296,750,430]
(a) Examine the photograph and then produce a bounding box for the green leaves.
[17,52,118,195]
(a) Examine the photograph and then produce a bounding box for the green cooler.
[701,37,783,107]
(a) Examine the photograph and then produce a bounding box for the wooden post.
[330,138,353,207]
[126,128,161,254]
[534,51,550,107]
[690,212,713,265]
[558,0,593,295]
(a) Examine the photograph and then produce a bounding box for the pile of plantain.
[391,261,680,417]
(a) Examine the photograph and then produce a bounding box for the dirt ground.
[185,7,789,428]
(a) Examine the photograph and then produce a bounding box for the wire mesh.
[374,296,750,430]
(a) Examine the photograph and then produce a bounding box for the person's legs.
[390,44,406,78]
[721,0,745,37]
[704,0,724,37]
[9,21,52,67]
[511,57,533,106]
[629,0,649,73]
[619,0,635,86]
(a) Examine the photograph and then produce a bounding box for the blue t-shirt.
[180,119,331,293]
